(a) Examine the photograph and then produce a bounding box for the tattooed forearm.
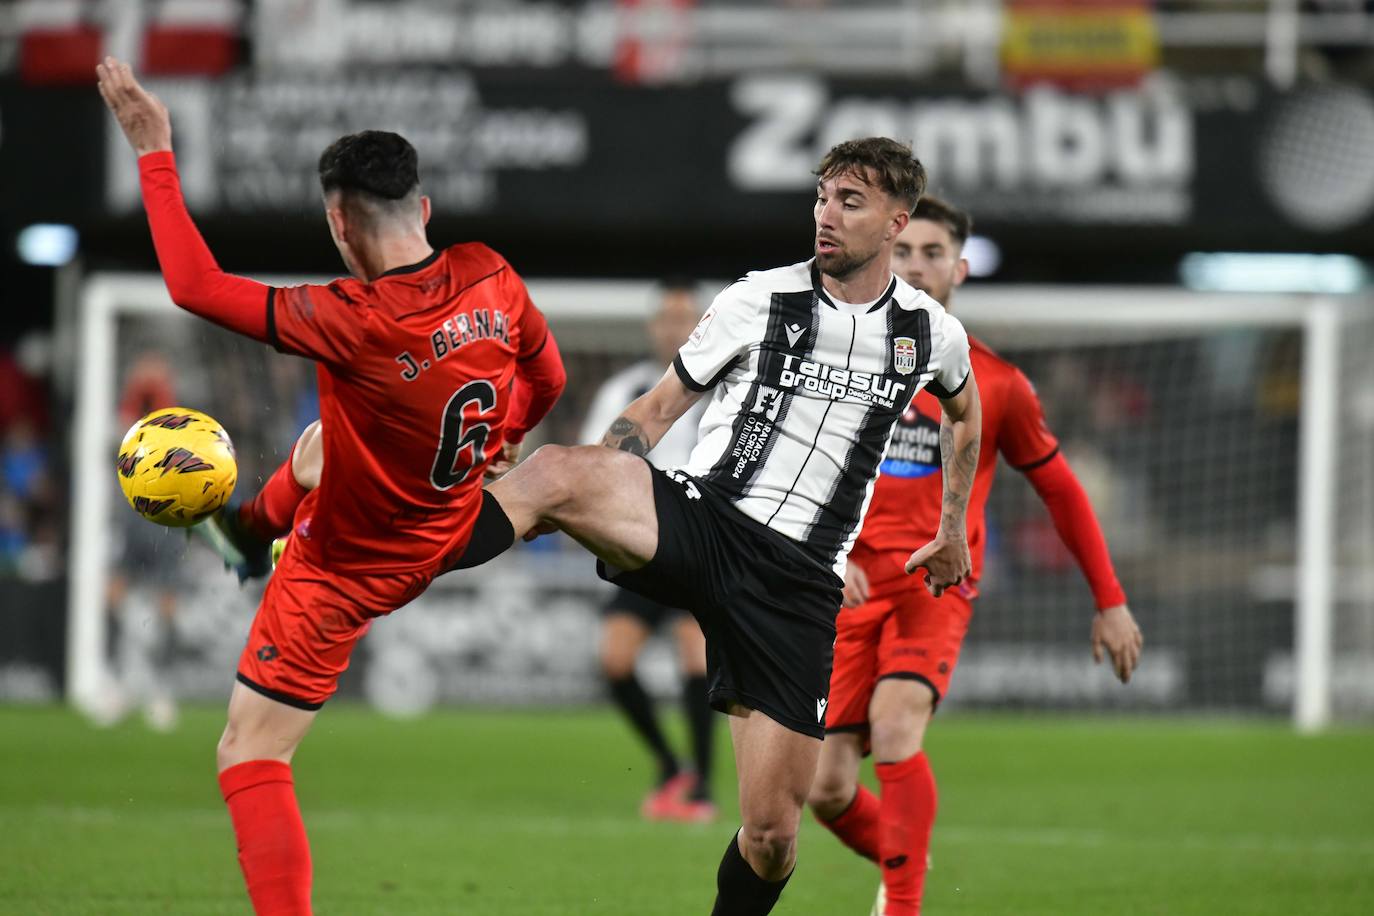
[939,417,980,533]
[602,416,650,456]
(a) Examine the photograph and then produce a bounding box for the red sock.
[875,752,937,916]
[219,760,313,916]
[241,450,308,540]
[818,784,881,862]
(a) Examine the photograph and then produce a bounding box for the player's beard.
[816,241,879,282]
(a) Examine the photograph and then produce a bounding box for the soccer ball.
[116,407,237,527]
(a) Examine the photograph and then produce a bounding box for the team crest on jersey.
[893,337,918,375]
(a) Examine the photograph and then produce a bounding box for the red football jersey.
[854,337,1059,594]
[269,243,548,574]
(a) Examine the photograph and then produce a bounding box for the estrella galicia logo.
[879,408,941,479]
[893,336,918,375]
[257,645,279,662]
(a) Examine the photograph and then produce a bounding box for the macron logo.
[816,698,828,723]
[785,323,806,348]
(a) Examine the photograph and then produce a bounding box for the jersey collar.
[810,260,898,314]
[377,248,441,279]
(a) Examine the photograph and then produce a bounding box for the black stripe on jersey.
[767,315,858,533]
[518,328,549,362]
[1013,445,1060,473]
[265,287,279,348]
[674,353,739,392]
[806,305,936,561]
[393,265,506,322]
[704,289,818,500]
[925,371,968,400]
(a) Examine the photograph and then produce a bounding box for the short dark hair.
[318,130,420,201]
[912,195,973,248]
[815,137,926,215]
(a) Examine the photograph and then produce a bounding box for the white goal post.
[67,274,1372,729]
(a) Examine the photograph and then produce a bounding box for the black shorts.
[601,587,686,628]
[598,463,844,739]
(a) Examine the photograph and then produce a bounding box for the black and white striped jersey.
[672,260,971,577]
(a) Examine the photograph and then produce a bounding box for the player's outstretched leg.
[867,679,938,916]
[482,445,661,570]
[711,710,820,915]
[217,681,319,915]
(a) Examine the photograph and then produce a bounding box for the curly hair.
[815,137,926,215]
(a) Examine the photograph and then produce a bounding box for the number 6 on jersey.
[431,380,498,489]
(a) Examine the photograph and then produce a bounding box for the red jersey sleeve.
[996,368,1060,470]
[137,151,270,341]
[503,268,566,441]
[268,281,374,366]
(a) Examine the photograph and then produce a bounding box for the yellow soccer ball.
[116,407,237,527]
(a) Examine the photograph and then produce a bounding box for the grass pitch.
[1,705,1371,914]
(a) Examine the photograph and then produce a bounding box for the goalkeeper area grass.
[2,706,1371,915]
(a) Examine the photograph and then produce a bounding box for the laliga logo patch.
[893,336,918,375]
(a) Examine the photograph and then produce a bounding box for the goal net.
[67,274,1374,726]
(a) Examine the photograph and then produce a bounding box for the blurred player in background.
[476,138,981,916]
[806,196,1144,916]
[95,352,187,730]
[98,58,566,916]
[579,281,716,822]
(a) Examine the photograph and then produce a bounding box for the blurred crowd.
[0,334,60,583]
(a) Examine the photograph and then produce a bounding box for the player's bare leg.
[218,680,318,771]
[216,681,319,915]
[290,420,323,490]
[709,708,819,914]
[866,678,938,916]
[484,445,660,568]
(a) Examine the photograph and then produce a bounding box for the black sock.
[711,832,791,916]
[447,491,515,571]
[683,674,714,800]
[607,674,678,784]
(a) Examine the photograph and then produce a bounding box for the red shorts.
[826,551,974,734]
[236,537,434,709]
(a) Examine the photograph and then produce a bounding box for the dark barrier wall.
[3,74,1373,278]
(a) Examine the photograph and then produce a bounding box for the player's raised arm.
[600,368,704,456]
[96,57,272,342]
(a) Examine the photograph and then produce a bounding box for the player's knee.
[869,699,934,760]
[216,723,243,772]
[519,445,579,506]
[806,770,855,820]
[739,820,798,871]
[600,647,637,680]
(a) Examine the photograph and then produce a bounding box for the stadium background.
[2,2,1373,914]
